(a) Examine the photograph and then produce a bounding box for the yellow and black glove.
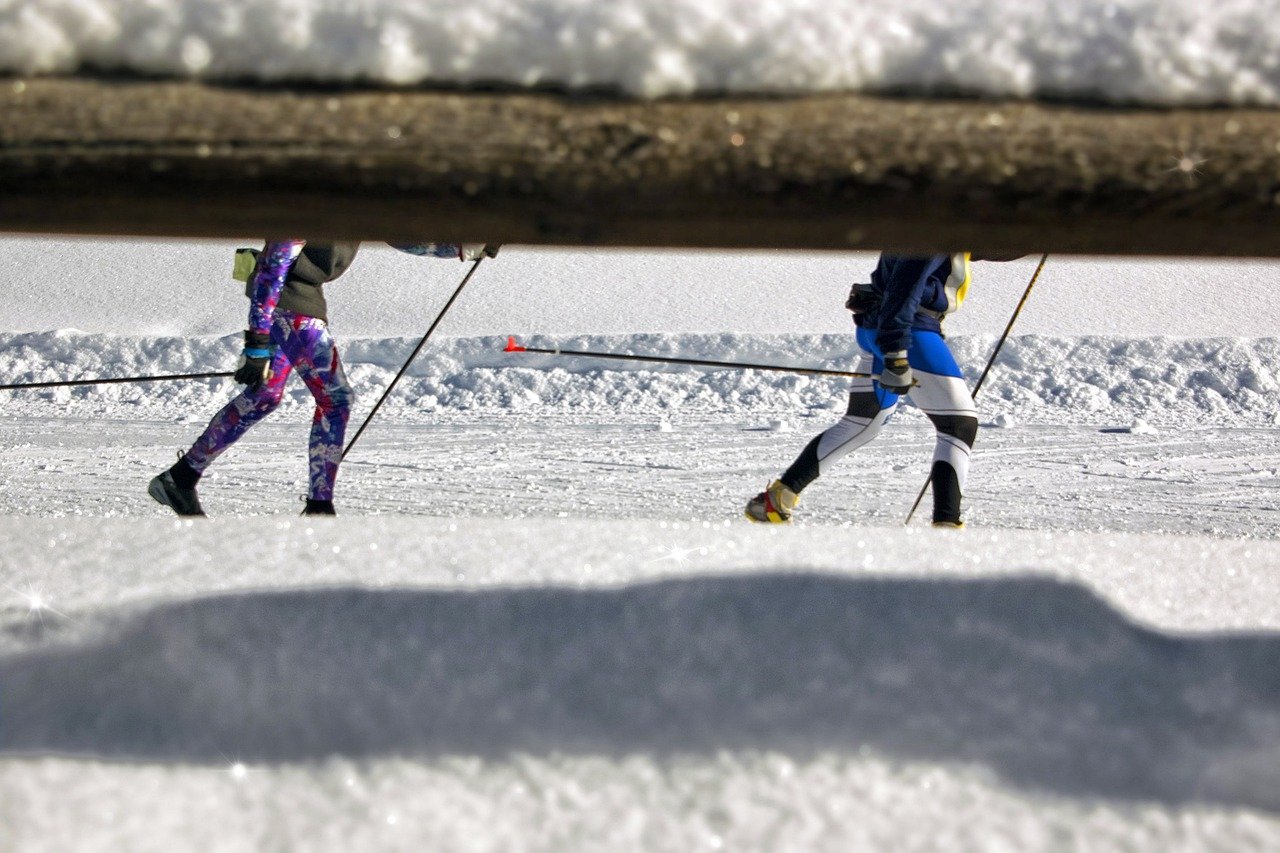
[879,351,914,394]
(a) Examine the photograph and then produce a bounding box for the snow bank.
[7,572,1279,809]
[2,517,1279,850]
[3,0,1280,105]
[2,331,1279,427]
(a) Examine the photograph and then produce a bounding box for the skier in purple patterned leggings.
[148,239,496,517]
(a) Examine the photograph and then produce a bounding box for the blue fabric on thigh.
[855,327,963,379]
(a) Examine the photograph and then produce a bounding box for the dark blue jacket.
[861,253,971,353]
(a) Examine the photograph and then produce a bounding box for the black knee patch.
[846,391,882,419]
[928,414,978,447]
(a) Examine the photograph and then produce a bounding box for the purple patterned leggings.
[184,311,353,501]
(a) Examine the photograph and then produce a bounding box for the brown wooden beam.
[3,77,1280,255]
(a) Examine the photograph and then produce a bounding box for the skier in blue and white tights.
[746,253,997,528]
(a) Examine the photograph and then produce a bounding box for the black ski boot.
[302,498,336,516]
[148,455,205,517]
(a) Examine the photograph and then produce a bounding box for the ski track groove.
[0,415,1275,536]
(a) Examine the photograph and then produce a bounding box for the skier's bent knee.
[929,413,978,447]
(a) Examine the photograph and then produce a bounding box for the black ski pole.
[0,370,234,391]
[905,252,1049,525]
[342,257,485,462]
[505,337,873,379]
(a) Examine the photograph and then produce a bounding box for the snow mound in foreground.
[1,332,1279,426]
[4,1,1280,105]
[2,518,1278,813]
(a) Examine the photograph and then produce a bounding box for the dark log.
[3,77,1279,255]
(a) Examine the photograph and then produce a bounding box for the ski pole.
[905,252,1049,525]
[0,370,234,391]
[342,257,485,461]
[505,337,873,379]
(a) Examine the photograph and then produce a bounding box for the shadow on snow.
[2,574,1278,811]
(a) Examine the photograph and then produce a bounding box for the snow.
[0,329,1277,428]
[3,520,1280,848]
[0,237,1279,849]
[5,240,1280,339]
[4,1,1280,105]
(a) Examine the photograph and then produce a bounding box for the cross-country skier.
[745,252,1015,528]
[148,239,497,517]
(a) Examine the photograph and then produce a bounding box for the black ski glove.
[234,330,275,389]
[879,351,914,395]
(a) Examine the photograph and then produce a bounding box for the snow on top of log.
[3,0,1280,106]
